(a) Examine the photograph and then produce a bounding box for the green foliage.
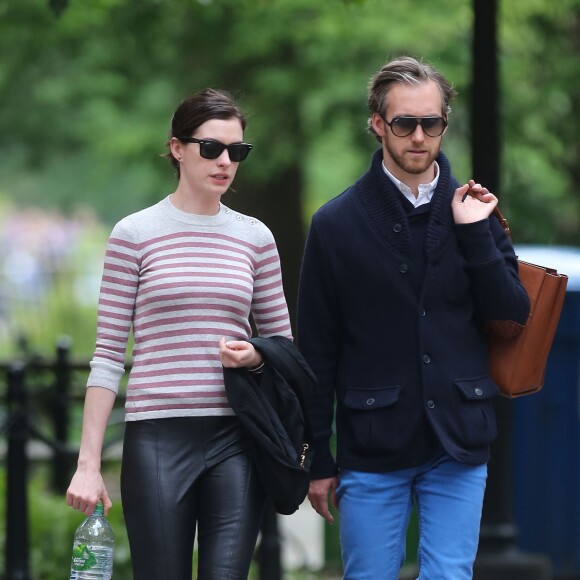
[0,0,480,352]
[500,0,580,243]
[0,1,562,221]
[1,0,577,255]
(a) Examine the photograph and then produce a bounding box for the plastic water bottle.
[69,502,115,579]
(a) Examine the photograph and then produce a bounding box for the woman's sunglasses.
[177,137,253,162]
[381,116,447,138]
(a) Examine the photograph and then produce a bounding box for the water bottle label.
[71,544,97,571]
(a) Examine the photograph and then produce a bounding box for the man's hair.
[367,56,457,140]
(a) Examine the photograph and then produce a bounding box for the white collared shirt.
[381,161,440,208]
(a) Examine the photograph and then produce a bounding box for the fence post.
[470,0,551,577]
[258,499,282,580]
[5,361,32,580]
[52,336,73,494]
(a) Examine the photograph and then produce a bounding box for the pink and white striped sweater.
[87,196,292,421]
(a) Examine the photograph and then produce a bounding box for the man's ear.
[371,113,386,138]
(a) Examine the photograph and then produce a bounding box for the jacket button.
[423,354,431,364]
[400,263,408,274]
[427,400,435,409]
[366,398,375,406]
[393,223,402,233]
[420,308,426,317]
[475,388,483,396]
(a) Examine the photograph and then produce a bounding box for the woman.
[66,88,292,579]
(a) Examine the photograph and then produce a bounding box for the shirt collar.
[381,161,440,208]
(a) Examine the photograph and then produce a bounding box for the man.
[296,56,530,579]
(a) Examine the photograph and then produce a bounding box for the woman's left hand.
[219,337,263,369]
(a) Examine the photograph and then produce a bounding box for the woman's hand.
[65,386,116,516]
[452,179,498,224]
[219,337,263,369]
[66,468,112,516]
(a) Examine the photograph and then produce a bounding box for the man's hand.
[452,179,498,224]
[308,476,338,524]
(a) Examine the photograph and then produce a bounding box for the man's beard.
[385,141,440,175]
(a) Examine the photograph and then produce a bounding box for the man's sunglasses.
[177,137,253,162]
[381,116,447,138]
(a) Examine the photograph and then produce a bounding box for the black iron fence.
[0,338,283,580]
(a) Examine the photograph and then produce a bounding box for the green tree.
[0,0,578,354]
[0,0,474,328]
[501,0,580,243]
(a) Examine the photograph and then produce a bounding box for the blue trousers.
[336,453,487,580]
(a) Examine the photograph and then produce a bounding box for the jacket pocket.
[453,376,499,448]
[342,386,402,456]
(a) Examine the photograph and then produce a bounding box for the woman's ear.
[169,137,183,162]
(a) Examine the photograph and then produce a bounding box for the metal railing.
[0,338,284,580]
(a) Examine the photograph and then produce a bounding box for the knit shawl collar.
[355,148,459,259]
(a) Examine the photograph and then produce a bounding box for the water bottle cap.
[93,502,104,516]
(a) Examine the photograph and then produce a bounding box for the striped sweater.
[87,196,292,421]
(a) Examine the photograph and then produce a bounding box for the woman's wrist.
[247,358,265,373]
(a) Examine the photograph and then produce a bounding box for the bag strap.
[492,206,511,239]
[466,188,511,239]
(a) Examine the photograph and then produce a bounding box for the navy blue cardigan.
[297,149,530,479]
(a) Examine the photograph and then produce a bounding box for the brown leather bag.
[485,205,568,397]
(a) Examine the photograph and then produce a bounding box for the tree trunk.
[231,164,304,330]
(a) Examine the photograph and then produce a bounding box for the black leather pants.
[121,416,265,579]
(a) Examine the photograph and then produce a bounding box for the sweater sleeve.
[87,218,140,394]
[251,225,293,339]
[454,217,530,329]
[296,218,340,479]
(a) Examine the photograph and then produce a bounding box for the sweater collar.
[355,148,458,258]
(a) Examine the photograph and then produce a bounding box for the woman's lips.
[210,173,229,183]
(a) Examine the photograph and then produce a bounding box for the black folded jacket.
[223,336,316,515]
